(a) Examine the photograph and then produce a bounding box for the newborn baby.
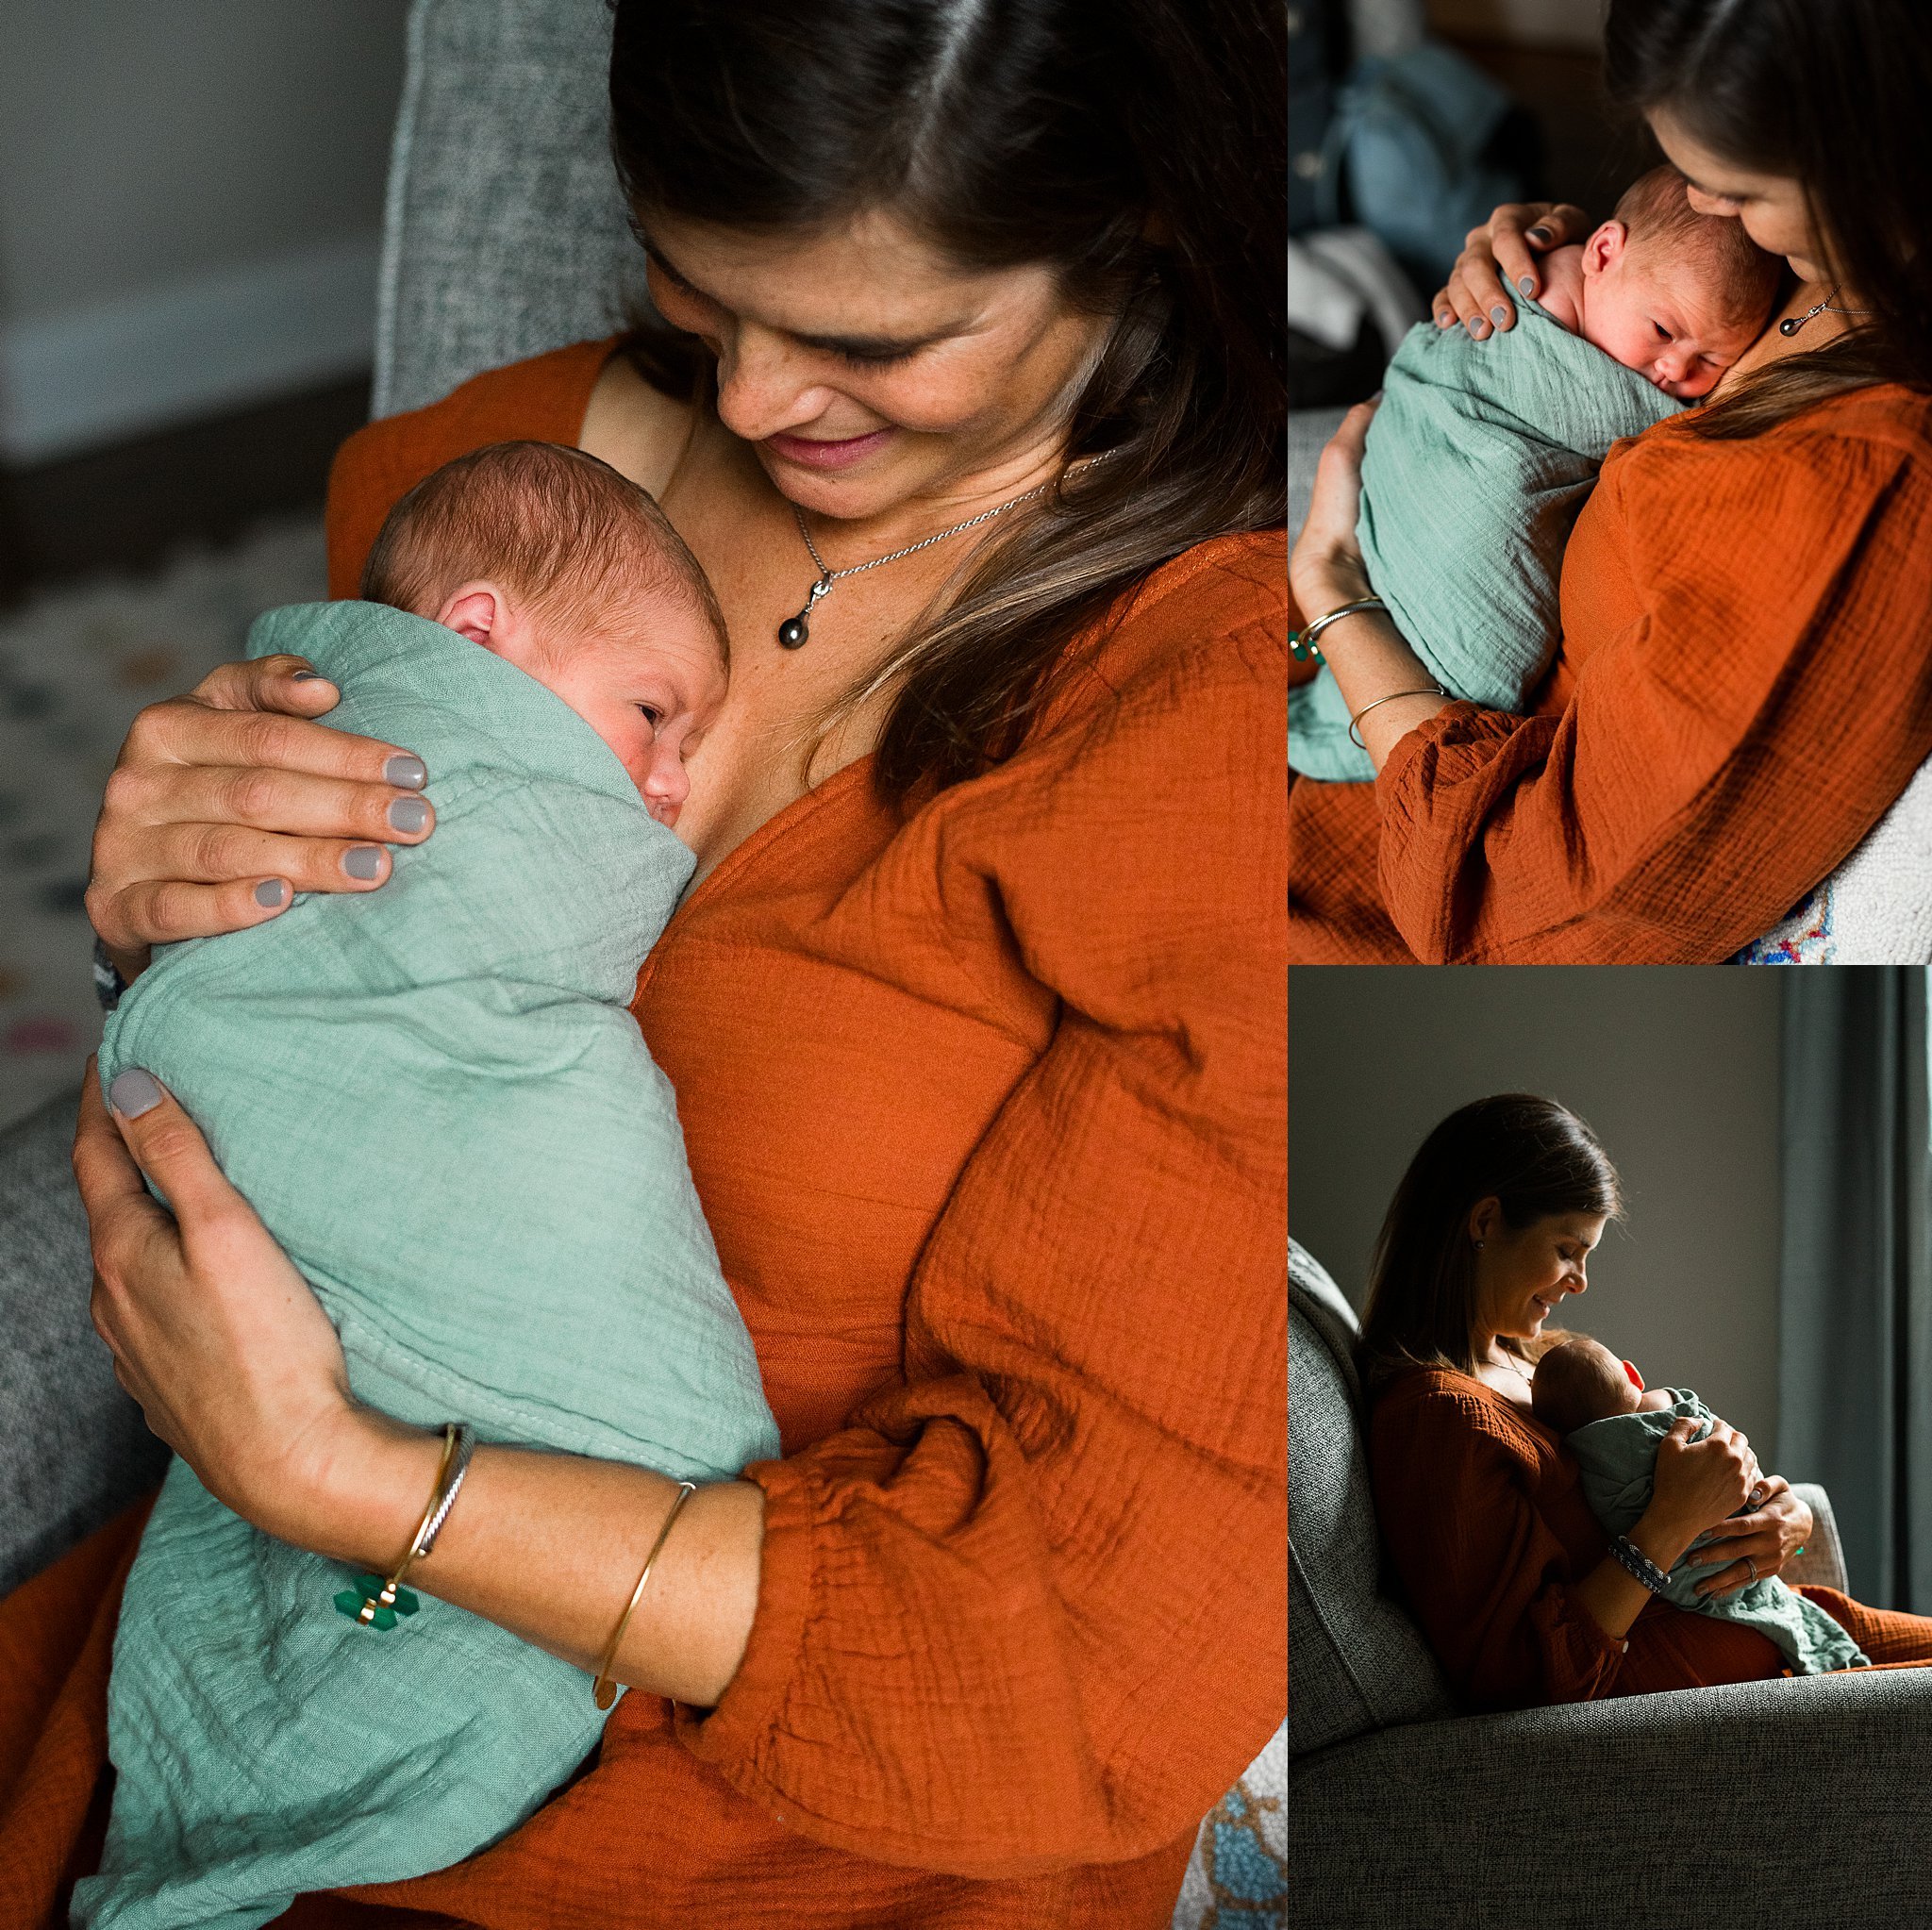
[1289,166,1782,780]
[1532,1334,1865,1675]
[80,442,780,1930]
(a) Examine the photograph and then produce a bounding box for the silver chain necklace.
[775,449,1119,648]
[1778,284,1874,338]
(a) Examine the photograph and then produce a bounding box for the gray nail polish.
[1491,305,1509,325]
[109,1068,164,1119]
[343,846,383,882]
[1518,276,1536,295]
[255,878,288,907]
[291,670,325,683]
[1437,310,1453,327]
[1527,225,1552,243]
[1468,318,1489,339]
[385,754,427,790]
[388,796,430,834]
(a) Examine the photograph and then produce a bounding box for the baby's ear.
[435,582,510,652]
[1581,220,1627,277]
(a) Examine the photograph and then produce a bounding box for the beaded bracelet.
[1607,1533,1672,1595]
[333,1423,475,1630]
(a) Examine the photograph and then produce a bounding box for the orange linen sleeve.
[1369,1380,1627,1711]
[682,548,1290,1875]
[1371,397,1932,961]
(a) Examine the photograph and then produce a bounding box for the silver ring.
[1744,1556,1758,1584]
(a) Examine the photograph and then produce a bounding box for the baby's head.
[1531,1333,1671,1435]
[1575,166,1782,401]
[361,441,726,827]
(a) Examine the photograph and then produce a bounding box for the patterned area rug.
[0,519,326,1132]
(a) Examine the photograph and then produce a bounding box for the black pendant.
[777,613,809,648]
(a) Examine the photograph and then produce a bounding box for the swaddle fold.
[77,602,779,1930]
[1289,300,1686,780]
[1568,1389,1867,1676]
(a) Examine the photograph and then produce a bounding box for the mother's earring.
[1474,1240,1485,1250]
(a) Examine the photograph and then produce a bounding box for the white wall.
[1428,0,1605,51]
[0,1,407,459]
[1291,966,1786,1457]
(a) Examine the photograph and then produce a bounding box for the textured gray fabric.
[1292,1662,1932,1927]
[1288,406,1347,541]
[1786,1480,1849,1593]
[1290,1247,1453,1755]
[0,1088,168,1600]
[375,0,648,418]
[1778,967,1932,1609]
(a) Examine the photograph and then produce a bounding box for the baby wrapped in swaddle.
[1290,167,1781,779]
[1532,1334,1866,1675]
[77,443,780,1930]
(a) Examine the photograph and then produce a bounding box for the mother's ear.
[1467,1196,1502,1248]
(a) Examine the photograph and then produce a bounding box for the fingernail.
[254,878,289,908]
[291,670,325,683]
[385,754,427,790]
[1437,310,1454,326]
[108,1068,164,1119]
[1468,318,1490,339]
[343,846,384,882]
[387,796,430,834]
[1527,225,1552,243]
[1518,276,1536,295]
[1491,305,1509,326]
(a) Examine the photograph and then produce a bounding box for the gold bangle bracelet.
[332,1421,475,1631]
[591,1480,699,1711]
[1347,684,1449,750]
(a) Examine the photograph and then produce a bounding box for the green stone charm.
[333,1574,421,1630]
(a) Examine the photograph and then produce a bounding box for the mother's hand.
[1431,199,1592,338]
[1688,1474,1816,1599]
[87,655,437,980]
[75,1062,358,1541]
[1290,398,1379,620]
[1650,1413,1763,1552]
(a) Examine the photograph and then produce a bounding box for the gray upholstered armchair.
[1290,1238,1932,1926]
[0,5,1284,1922]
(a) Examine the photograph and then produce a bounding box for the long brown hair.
[1357,1095,1625,1396]
[606,0,1286,797]
[1604,0,1932,440]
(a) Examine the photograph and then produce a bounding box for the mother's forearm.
[306,1412,765,1708]
[1311,608,1453,771]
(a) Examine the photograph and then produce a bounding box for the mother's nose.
[712,324,839,443]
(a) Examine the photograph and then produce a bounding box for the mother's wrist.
[272,1406,444,1568]
[1291,561,1374,624]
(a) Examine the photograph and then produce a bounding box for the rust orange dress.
[0,342,1289,1929]
[1290,387,1932,961]
[1371,1370,1932,1708]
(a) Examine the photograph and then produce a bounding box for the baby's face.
[1579,236,1757,401]
[538,607,727,829]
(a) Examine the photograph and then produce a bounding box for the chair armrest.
[1786,1480,1849,1592]
[0,1089,167,1598]
[1293,1664,1932,1924]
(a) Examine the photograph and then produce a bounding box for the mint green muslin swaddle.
[1289,301,1688,780]
[76,602,780,1930]
[1568,1389,1866,1676]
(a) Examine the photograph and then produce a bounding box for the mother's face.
[1647,108,1827,284]
[636,204,1114,521]
[1468,1206,1607,1343]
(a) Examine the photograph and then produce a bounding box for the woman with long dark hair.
[1364,1096,1932,1710]
[0,2,1285,1924]
[1290,0,1932,962]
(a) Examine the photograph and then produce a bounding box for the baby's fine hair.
[1529,1334,1632,1437]
[1611,165,1782,328]
[360,441,726,664]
